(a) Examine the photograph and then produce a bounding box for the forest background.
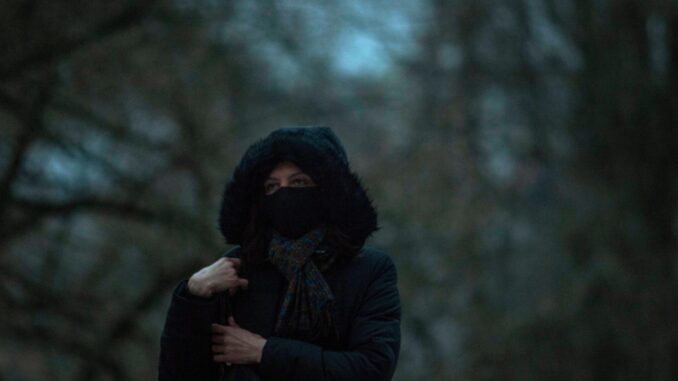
[1,0,677,380]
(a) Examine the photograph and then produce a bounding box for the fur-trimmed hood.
[218,126,378,247]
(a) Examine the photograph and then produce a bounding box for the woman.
[159,127,401,381]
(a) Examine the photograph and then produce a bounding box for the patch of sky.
[329,0,421,76]
[478,86,525,186]
[18,140,90,201]
[526,0,582,71]
[215,0,422,79]
[333,31,391,75]
[647,12,668,83]
[123,88,179,146]
[438,44,463,70]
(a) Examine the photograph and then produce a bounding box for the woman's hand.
[212,317,267,364]
[187,258,248,298]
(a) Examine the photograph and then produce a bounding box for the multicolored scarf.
[267,227,337,342]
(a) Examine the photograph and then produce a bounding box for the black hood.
[218,126,378,247]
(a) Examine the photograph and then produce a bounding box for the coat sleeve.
[158,247,241,381]
[158,280,223,381]
[257,253,401,381]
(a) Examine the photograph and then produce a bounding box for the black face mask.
[264,186,324,239]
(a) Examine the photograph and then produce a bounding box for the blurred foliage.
[0,0,676,380]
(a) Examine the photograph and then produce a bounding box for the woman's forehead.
[267,161,307,178]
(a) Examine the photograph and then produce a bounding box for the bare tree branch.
[1,194,216,247]
[0,269,98,325]
[50,97,172,152]
[13,197,159,220]
[0,0,159,81]
[0,86,51,214]
[103,258,203,346]
[0,197,158,245]
[0,322,125,379]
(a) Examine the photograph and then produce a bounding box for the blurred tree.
[0,0,408,379]
[562,0,678,379]
[1,0,676,380]
[0,1,248,379]
[390,0,677,380]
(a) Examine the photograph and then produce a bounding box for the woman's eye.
[265,183,279,194]
[291,178,312,186]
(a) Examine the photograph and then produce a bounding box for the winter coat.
[158,244,401,381]
[159,127,400,380]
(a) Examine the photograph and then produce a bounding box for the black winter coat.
[158,245,401,381]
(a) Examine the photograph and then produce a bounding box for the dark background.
[1,0,677,380]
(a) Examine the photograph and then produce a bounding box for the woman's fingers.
[211,323,265,365]
[227,258,242,269]
[212,324,240,342]
[189,256,245,297]
[236,278,248,289]
[212,344,225,353]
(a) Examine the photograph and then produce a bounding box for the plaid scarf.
[267,227,337,342]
